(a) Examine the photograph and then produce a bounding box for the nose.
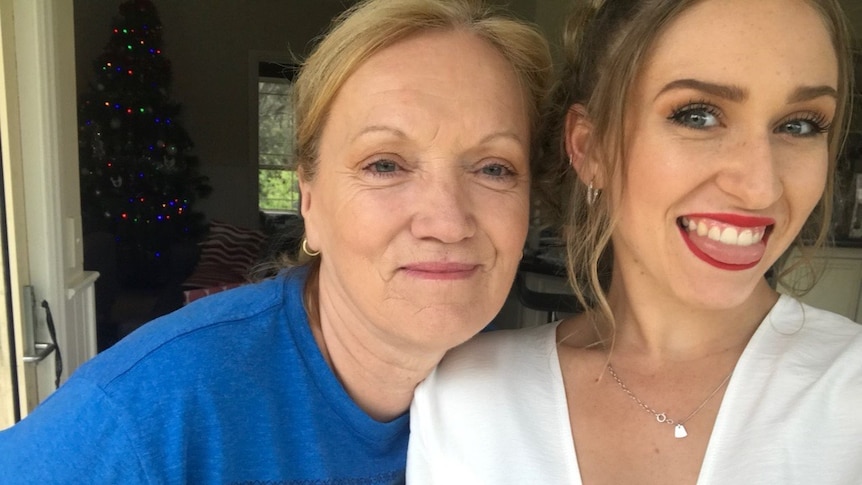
[715,133,783,210]
[410,173,477,243]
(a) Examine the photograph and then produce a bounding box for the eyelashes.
[666,98,832,137]
[778,112,831,136]
[363,158,401,178]
[360,157,519,184]
[668,100,721,129]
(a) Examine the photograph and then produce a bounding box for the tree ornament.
[92,137,106,159]
[162,156,176,171]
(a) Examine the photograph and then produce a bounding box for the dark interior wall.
[843,1,862,38]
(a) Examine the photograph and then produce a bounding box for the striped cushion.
[182,220,266,288]
[183,282,244,305]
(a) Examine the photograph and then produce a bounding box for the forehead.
[638,0,837,91]
[326,28,529,132]
[343,28,521,94]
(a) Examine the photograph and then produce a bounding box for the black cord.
[40,300,62,388]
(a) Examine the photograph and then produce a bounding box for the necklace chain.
[606,363,733,439]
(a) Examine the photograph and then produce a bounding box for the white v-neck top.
[407,295,862,484]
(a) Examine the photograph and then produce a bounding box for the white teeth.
[682,217,765,247]
[708,226,721,240]
[720,227,738,244]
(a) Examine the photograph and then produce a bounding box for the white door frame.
[0,0,90,427]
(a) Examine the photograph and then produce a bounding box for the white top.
[407,295,862,484]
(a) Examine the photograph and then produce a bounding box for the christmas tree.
[79,0,211,286]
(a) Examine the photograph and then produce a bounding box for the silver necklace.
[606,363,733,439]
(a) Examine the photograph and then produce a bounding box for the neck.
[603,276,777,364]
[309,290,443,423]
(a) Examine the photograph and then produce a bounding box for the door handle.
[23,342,56,364]
[19,286,63,387]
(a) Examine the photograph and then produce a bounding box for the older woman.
[0,0,551,482]
[409,0,862,483]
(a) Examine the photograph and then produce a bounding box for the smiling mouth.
[677,215,774,270]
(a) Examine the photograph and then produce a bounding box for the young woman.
[0,0,551,482]
[408,0,862,483]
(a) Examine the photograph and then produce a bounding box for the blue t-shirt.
[0,269,408,484]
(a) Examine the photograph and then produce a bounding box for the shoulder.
[741,294,862,403]
[75,270,306,388]
[433,323,559,385]
[763,295,862,366]
[414,323,560,412]
[408,323,576,481]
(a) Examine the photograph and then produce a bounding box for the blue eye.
[669,103,721,129]
[782,120,813,136]
[777,116,829,137]
[481,164,511,178]
[369,160,397,172]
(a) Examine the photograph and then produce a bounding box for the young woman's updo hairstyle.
[534,0,853,325]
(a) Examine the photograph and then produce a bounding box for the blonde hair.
[293,0,552,183]
[534,0,854,333]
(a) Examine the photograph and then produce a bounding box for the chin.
[415,306,492,341]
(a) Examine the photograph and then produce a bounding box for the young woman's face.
[300,30,531,351]
[612,0,838,309]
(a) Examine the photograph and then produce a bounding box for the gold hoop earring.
[301,238,320,257]
[587,181,600,206]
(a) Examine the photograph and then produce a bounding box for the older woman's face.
[300,30,530,351]
[612,0,837,309]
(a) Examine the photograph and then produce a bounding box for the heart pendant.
[674,424,688,439]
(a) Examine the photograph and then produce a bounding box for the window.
[255,61,299,213]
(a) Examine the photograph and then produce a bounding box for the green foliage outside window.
[259,169,300,212]
[258,79,299,212]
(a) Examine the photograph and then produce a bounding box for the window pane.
[259,168,300,212]
[258,84,294,167]
[258,78,298,212]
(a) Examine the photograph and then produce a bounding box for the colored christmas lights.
[79,0,211,286]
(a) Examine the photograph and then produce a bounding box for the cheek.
[782,147,829,211]
[787,163,828,223]
[481,191,531,254]
[327,193,403,251]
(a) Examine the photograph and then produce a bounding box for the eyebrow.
[657,78,837,104]
[478,131,526,146]
[353,125,408,142]
[787,85,838,103]
[353,125,525,145]
[656,79,747,102]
